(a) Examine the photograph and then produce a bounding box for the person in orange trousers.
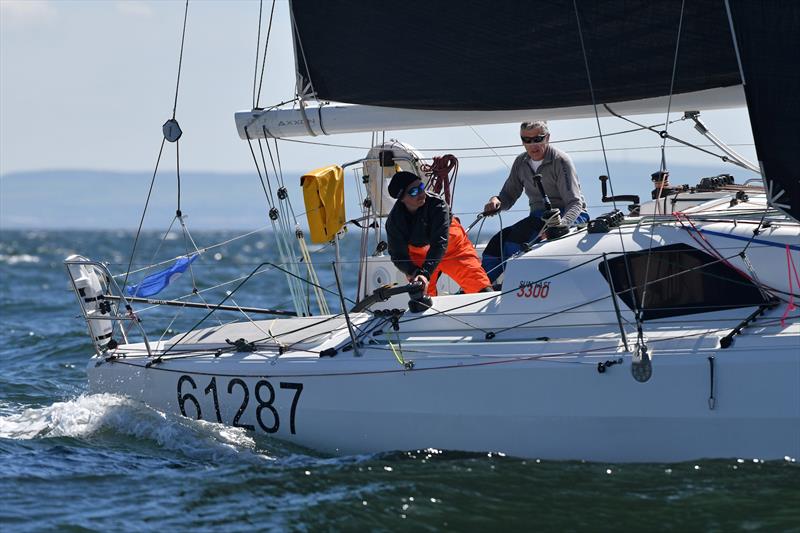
[386,171,491,296]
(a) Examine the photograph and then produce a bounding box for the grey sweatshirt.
[496,146,587,225]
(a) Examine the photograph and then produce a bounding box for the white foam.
[0,394,275,463]
[0,253,41,265]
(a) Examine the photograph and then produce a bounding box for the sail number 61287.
[177,375,304,435]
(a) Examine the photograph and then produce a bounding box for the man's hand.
[483,196,501,216]
[407,273,429,293]
[541,209,563,228]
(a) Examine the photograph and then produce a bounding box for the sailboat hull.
[87,323,799,462]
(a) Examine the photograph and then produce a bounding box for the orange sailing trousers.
[408,218,490,296]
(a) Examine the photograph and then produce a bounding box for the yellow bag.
[301,165,346,243]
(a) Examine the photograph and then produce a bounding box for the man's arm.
[495,157,525,211]
[386,215,417,277]
[419,200,450,279]
[555,154,584,225]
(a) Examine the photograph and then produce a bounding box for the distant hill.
[0,162,758,230]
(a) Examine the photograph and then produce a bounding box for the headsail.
[726,1,800,221]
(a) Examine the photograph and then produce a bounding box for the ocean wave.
[0,253,41,265]
[0,393,275,463]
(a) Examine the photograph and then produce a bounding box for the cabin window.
[598,243,766,320]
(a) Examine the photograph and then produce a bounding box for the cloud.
[0,0,57,27]
[115,1,153,18]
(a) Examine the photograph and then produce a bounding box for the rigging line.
[256,134,275,203]
[641,0,686,315]
[497,295,611,337]
[400,248,761,334]
[672,213,776,300]
[159,261,276,358]
[191,287,225,327]
[400,255,604,326]
[157,306,185,345]
[269,138,299,225]
[118,305,800,362]
[323,316,385,355]
[261,135,306,304]
[252,0,263,109]
[246,128,304,314]
[178,216,203,302]
[288,2,319,102]
[454,143,756,159]
[122,137,167,294]
[178,216,202,257]
[255,0,277,109]
[379,130,386,236]
[360,315,787,361]
[118,234,781,272]
[147,215,179,270]
[244,134,275,210]
[660,0,687,168]
[272,313,379,353]
[171,0,190,120]
[228,296,278,342]
[267,262,356,305]
[122,268,278,315]
[131,240,340,314]
[167,306,762,362]
[447,259,767,340]
[115,225,271,278]
[106,318,799,374]
[246,312,348,350]
[572,0,640,328]
[257,97,302,114]
[265,121,682,152]
[741,203,772,256]
[468,125,509,170]
[176,139,182,213]
[112,306,796,364]
[603,104,729,162]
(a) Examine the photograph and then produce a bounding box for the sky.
[0,0,761,229]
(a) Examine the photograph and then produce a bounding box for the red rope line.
[781,244,800,327]
[672,211,755,283]
[422,154,458,208]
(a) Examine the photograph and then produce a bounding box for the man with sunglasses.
[386,171,491,298]
[481,121,588,282]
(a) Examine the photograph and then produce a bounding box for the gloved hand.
[408,272,429,294]
[541,209,563,228]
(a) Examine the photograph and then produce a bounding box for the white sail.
[235,86,745,140]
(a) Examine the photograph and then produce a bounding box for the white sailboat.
[64,0,799,462]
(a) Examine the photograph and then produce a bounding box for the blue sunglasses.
[406,182,426,198]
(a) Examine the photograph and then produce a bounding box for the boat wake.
[0,393,275,463]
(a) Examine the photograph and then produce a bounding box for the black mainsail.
[291,0,740,110]
[283,0,800,220]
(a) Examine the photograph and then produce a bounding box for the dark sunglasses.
[406,182,426,198]
[521,134,548,144]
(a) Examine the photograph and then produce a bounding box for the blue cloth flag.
[125,254,199,297]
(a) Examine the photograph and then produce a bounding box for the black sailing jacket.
[386,193,451,279]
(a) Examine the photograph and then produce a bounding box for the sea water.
[1,229,797,531]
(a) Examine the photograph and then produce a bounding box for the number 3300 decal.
[516,281,551,299]
[177,375,303,434]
